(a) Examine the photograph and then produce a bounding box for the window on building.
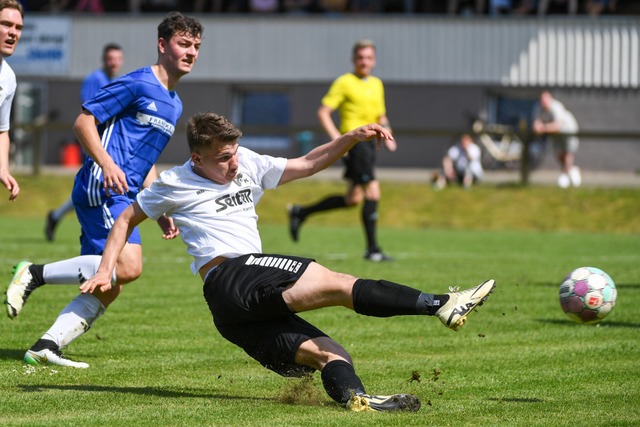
[231,90,291,153]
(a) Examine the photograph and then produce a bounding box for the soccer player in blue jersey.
[5,12,203,368]
[45,43,124,241]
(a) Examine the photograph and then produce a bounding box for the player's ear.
[157,37,166,54]
[191,152,202,166]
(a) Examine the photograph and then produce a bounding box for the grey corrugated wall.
[59,15,640,87]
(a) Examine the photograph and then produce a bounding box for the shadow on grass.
[526,281,640,290]
[537,319,640,328]
[614,283,640,289]
[18,384,274,401]
[488,397,544,403]
[0,349,28,361]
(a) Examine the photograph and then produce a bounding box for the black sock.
[417,293,450,316]
[300,195,347,219]
[30,338,58,352]
[352,279,450,317]
[321,360,366,404]
[362,199,378,252]
[28,264,46,287]
[352,279,423,317]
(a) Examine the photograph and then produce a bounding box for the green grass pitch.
[0,174,639,426]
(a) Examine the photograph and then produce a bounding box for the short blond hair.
[352,39,376,57]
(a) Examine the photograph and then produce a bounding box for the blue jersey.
[80,69,112,103]
[73,66,182,208]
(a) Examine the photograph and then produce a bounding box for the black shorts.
[343,140,377,184]
[203,253,328,377]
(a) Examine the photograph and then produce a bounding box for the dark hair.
[102,43,122,57]
[187,112,243,153]
[157,12,203,42]
[0,0,24,17]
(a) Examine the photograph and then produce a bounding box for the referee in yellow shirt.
[288,39,397,262]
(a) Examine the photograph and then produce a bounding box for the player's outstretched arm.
[141,165,178,240]
[279,123,393,185]
[80,202,148,294]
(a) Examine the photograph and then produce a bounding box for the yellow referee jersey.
[321,72,386,134]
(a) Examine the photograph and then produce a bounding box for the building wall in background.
[14,15,640,171]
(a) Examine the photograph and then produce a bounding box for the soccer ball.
[559,267,617,324]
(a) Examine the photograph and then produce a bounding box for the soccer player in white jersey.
[80,112,496,412]
[0,0,23,201]
[5,12,202,368]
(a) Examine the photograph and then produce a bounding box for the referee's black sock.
[362,199,378,252]
[352,279,449,317]
[321,360,366,404]
[300,195,347,218]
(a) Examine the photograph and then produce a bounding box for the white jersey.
[137,146,287,275]
[0,59,17,132]
[447,142,483,179]
[535,98,578,133]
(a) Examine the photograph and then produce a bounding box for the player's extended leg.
[6,255,105,319]
[21,243,142,368]
[282,262,496,331]
[295,336,421,412]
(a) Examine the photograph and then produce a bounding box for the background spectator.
[532,91,581,188]
[432,133,484,190]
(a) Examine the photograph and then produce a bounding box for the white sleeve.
[136,174,177,220]
[240,147,286,190]
[0,90,14,132]
[550,101,578,132]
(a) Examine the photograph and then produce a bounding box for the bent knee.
[344,196,360,207]
[295,337,352,370]
[115,262,143,284]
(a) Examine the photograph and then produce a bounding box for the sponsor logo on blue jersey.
[136,112,175,136]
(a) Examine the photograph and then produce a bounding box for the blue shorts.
[73,194,141,255]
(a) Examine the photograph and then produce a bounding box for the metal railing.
[12,120,639,186]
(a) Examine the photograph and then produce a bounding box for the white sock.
[42,293,106,349]
[51,197,75,221]
[43,255,115,285]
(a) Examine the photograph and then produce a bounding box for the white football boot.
[436,279,496,331]
[6,261,40,319]
[24,340,89,369]
[346,393,421,412]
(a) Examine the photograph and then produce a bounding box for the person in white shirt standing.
[533,91,581,188]
[0,0,23,202]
